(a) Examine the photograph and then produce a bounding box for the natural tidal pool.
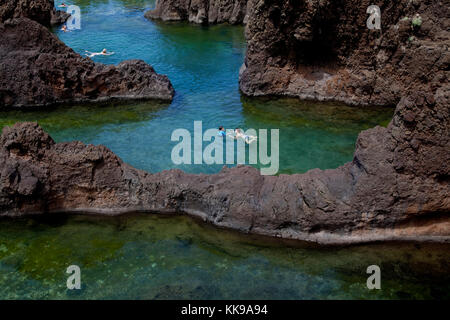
[0,214,449,300]
[0,0,393,174]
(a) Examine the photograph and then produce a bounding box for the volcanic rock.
[0,18,174,108]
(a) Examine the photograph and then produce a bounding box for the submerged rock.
[240,0,449,107]
[145,0,249,25]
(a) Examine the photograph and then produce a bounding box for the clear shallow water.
[0,214,449,300]
[1,0,442,301]
[0,0,393,174]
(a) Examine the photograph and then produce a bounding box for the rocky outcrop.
[0,18,174,108]
[240,0,449,107]
[145,0,249,24]
[1,90,448,244]
[0,0,69,27]
[0,0,174,108]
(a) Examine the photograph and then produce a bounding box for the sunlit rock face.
[145,0,249,25]
[240,0,449,107]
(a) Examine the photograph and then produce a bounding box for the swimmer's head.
[102,49,107,53]
[219,126,224,131]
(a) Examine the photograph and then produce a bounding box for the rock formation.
[0,0,174,108]
[145,0,249,24]
[1,99,448,244]
[240,0,449,107]
[0,0,69,27]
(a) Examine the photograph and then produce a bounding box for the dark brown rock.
[0,18,175,108]
[0,0,69,26]
[0,94,448,243]
[145,0,249,24]
[239,0,450,107]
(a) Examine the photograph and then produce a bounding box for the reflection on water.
[0,214,448,299]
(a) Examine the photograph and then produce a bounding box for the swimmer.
[234,128,257,144]
[59,2,68,7]
[84,49,115,58]
[61,25,68,32]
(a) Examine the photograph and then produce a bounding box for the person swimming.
[61,25,68,32]
[234,128,257,144]
[84,49,115,58]
[59,2,68,7]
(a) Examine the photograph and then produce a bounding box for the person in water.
[61,25,68,32]
[234,128,257,144]
[59,2,68,7]
[84,49,115,58]
[218,126,226,137]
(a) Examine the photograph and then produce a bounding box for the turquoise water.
[0,214,449,300]
[0,0,393,174]
[1,0,446,301]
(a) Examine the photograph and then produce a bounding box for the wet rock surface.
[145,0,249,24]
[0,1,174,108]
[240,0,449,107]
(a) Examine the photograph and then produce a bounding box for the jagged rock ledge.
[0,0,174,108]
[145,0,249,25]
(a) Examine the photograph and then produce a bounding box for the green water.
[0,214,448,299]
[1,0,445,300]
